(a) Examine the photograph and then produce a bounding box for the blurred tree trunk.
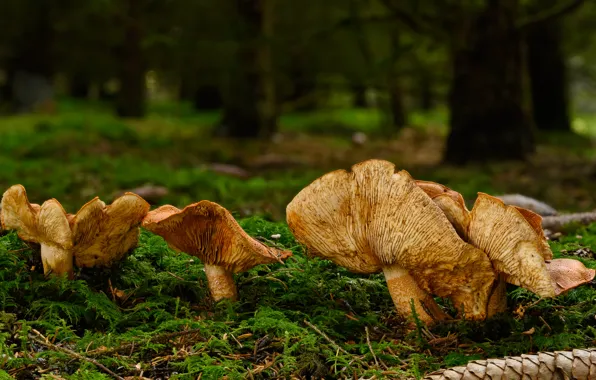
[386,29,407,131]
[4,0,54,112]
[418,70,433,111]
[69,74,90,99]
[526,21,571,132]
[193,85,222,110]
[352,84,367,108]
[445,0,534,165]
[388,77,406,129]
[116,0,146,118]
[219,0,277,138]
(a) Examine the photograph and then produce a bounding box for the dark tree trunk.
[116,0,146,118]
[444,0,534,165]
[69,74,91,99]
[4,0,54,112]
[193,85,222,110]
[388,78,407,129]
[418,70,433,111]
[526,21,570,132]
[352,84,368,108]
[219,0,277,139]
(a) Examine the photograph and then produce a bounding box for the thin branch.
[365,326,379,367]
[86,327,204,357]
[29,329,124,380]
[516,0,586,30]
[303,319,351,356]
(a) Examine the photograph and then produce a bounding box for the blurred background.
[0,0,595,220]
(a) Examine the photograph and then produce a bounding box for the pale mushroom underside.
[142,200,291,273]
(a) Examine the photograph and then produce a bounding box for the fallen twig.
[365,326,379,367]
[86,327,204,357]
[542,211,596,232]
[303,319,350,356]
[29,329,124,380]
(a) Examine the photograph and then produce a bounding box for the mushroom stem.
[382,264,449,325]
[486,275,508,318]
[204,264,238,302]
[40,244,74,279]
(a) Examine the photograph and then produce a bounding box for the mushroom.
[545,258,595,296]
[468,193,555,315]
[1,185,74,278]
[1,185,149,278]
[416,182,556,317]
[286,159,495,325]
[71,194,150,268]
[141,200,293,302]
[415,180,470,240]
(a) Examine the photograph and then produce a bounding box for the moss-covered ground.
[1,100,596,379]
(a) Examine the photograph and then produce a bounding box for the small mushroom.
[1,185,74,278]
[287,159,495,325]
[71,193,150,268]
[1,185,149,278]
[545,258,595,296]
[142,200,292,302]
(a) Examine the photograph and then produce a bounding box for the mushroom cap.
[72,193,150,268]
[468,193,555,297]
[545,258,595,296]
[415,180,470,240]
[1,185,71,249]
[286,159,495,304]
[1,185,41,241]
[142,200,292,273]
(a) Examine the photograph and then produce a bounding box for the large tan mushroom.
[286,159,495,325]
[416,182,556,317]
[142,201,293,302]
[0,185,149,278]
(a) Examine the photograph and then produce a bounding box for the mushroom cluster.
[1,185,150,279]
[1,160,593,321]
[286,159,595,325]
[0,185,292,303]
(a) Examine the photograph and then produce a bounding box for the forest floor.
[1,100,596,379]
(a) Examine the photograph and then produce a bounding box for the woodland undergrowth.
[1,219,596,379]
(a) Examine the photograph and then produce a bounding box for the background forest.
[2,0,596,379]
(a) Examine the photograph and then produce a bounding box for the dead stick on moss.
[87,327,203,357]
[365,327,379,367]
[29,329,124,380]
[304,319,350,356]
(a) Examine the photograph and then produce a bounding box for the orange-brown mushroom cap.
[286,159,496,322]
[468,193,555,298]
[1,185,73,277]
[71,193,150,268]
[1,185,41,241]
[415,180,471,240]
[142,200,292,273]
[545,258,595,296]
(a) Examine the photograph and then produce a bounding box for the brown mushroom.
[1,185,74,277]
[142,200,292,302]
[71,193,150,268]
[286,159,495,325]
[468,193,554,299]
[415,180,470,240]
[416,183,556,317]
[1,185,149,278]
[545,258,595,296]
